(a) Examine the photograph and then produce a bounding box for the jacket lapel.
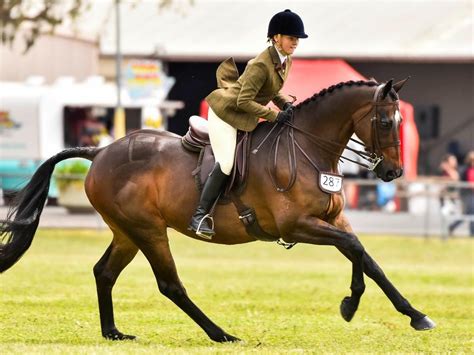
[269,46,285,81]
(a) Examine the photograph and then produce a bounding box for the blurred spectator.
[79,108,111,147]
[377,182,397,212]
[438,154,462,233]
[456,151,474,236]
[447,140,463,163]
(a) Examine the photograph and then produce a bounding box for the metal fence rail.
[1,173,473,238]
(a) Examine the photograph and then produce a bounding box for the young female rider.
[189,9,308,238]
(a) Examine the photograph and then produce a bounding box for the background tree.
[0,0,184,53]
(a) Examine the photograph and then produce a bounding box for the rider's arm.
[236,62,278,122]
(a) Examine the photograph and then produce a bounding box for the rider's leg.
[188,108,236,238]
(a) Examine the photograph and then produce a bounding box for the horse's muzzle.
[379,168,403,182]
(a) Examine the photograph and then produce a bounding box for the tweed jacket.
[205,46,292,132]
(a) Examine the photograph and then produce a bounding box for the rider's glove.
[275,104,294,123]
[283,102,295,111]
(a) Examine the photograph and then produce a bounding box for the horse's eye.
[380,118,392,129]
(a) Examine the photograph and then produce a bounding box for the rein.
[253,84,400,192]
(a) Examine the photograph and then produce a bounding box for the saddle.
[182,115,249,197]
[181,116,294,247]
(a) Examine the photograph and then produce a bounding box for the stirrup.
[196,214,214,240]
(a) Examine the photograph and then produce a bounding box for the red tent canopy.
[201,59,418,178]
[283,59,418,179]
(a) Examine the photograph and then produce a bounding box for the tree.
[1,0,87,52]
[0,0,184,53]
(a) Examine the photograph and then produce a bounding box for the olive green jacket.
[205,46,292,132]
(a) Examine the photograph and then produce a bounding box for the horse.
[0,78,436,342]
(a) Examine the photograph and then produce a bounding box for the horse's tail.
[0,147,101,273]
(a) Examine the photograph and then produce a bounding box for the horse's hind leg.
[134,227,240,343]
[93,232,139,340]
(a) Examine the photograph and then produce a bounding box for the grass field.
[0,229,472,354]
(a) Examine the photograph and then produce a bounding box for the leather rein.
[253,84,401,192]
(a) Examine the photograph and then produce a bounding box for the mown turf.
[0,229,472,354]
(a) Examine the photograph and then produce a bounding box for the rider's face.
[274,34,299,56]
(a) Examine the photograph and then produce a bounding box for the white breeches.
[208,107,237,175]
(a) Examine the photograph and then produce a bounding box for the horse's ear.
[393,76,410,93]
[382,79,393,98]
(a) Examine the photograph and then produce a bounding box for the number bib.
[319,172,343,194]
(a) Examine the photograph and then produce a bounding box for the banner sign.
[124,60,163,100]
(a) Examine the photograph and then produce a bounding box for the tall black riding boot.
[188,163,228,238]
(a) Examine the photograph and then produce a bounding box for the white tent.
[64,0,473,61]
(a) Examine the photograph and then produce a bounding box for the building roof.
[71,0,473,62]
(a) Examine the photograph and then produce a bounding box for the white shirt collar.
[274,46,287,64]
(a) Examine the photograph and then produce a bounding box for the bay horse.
[0,79,435,342]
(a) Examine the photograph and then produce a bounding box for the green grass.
[0,229,472,354]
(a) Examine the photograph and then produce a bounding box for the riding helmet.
[267,9,308,39]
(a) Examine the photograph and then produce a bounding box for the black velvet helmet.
[267,9,308,39]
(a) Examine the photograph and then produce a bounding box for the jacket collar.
[269,45,282,67]
[268,46,289,81]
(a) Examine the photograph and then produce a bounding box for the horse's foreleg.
[137,232,240,343]
[362,251,436,330]
[285,217,365,322]
[332,213,435,330]
[93,233,138,340]
[332,215,366,321]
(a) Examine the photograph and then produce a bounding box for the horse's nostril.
[386,171,396,180]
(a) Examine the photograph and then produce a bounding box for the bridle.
[253,83,402,192]
[352,84,401,170]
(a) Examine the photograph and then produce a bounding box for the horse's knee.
[158,280,187,300]
[344,233,365,258]
[93,264,116,290]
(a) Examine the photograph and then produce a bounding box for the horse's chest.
[312,192,345,220]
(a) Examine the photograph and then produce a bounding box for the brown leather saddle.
[180,116,295,247]
[181,115,249,197]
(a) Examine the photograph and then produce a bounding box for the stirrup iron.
[196,214,214,240]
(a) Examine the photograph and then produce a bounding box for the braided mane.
[295,80,379,108]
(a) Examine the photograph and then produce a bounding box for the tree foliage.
[0,0,88,52]
[0,0,185,53]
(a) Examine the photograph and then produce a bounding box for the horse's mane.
[295,80,379,108]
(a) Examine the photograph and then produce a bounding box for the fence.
[1,173,473,238]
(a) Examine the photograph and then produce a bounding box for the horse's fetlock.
[351,283,366,295]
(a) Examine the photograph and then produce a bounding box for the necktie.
[282,60,287,72]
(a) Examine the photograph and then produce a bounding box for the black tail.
[0,147,101,273]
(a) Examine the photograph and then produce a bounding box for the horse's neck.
[294,87,372,159]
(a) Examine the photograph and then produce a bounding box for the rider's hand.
[275,111,292,123]
[275,104,294,123]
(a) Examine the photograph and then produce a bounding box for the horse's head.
[353,78,409,182]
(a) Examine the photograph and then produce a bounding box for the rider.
[188,9,308,238]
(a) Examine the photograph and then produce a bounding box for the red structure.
[201,59,419,179]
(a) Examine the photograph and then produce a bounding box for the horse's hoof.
[410,316,436,331]
[211,332,241,343]
[103,330,137,341]
[340,296,358,322]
